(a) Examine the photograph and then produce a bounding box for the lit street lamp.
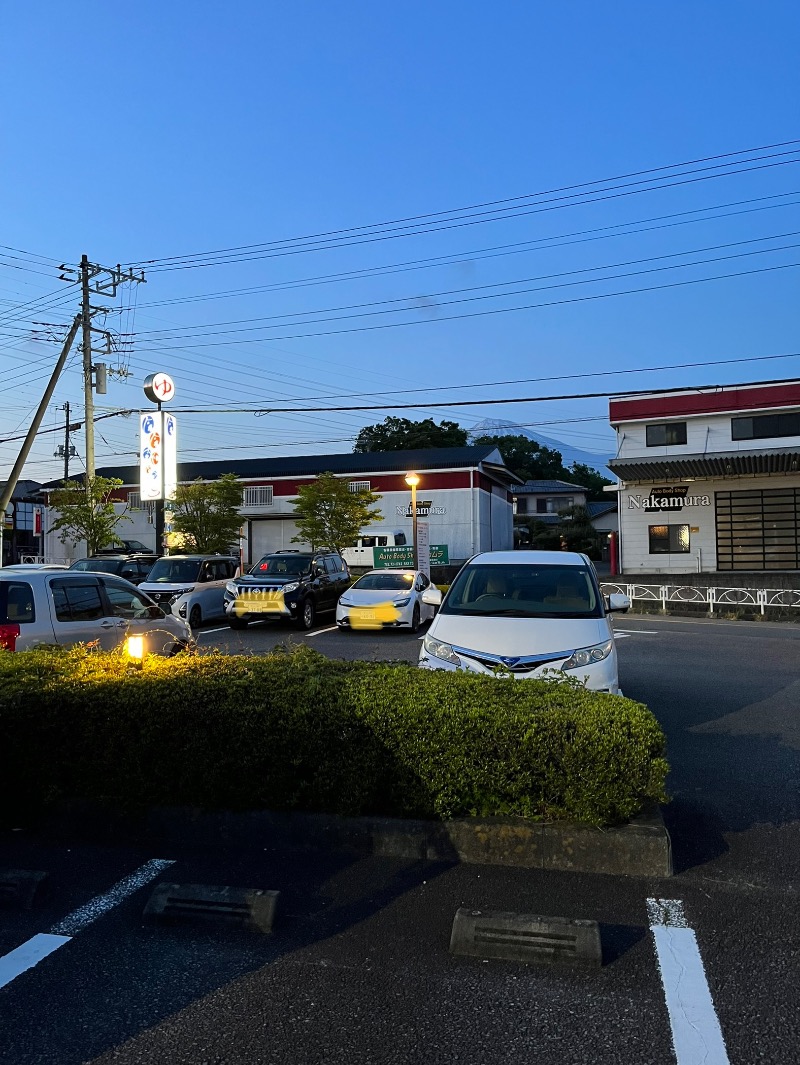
[404,471,420,570]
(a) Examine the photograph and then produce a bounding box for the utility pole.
[63,256,145,481]
[0,315,81,565]
[54,402,77,480]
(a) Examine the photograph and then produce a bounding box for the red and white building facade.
[42,446,518,566]
[608,379,800,575]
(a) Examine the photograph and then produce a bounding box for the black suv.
[223,550,350,630]
[70,554,159,586]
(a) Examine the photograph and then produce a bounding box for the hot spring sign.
[628,486,710,511]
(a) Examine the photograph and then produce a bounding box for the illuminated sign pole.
[140,373,177,555]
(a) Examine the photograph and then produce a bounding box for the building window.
[716,488,800,570]
[731,411,800,441]
[646,422,687,447]
[516,498,528,515]
[349,480,370,493]
[649,524,690,553]
[242,486,273,507]
[536,496,573,514]
[128,492,142,510]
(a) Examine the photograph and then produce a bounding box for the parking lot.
[1,614,798,1064]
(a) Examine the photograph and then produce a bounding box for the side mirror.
[147,605,165,619]
[421,587,443,607]
[607,593,630,613]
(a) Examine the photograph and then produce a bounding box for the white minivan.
[139,555,239,630]
[419,550,630,694]
[341,529,408,569]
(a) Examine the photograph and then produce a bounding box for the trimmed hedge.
[0,644,668,827]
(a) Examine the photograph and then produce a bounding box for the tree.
[171,473,243,554]
[48,476,131,556]
[472,433,565,481]
[558,504,603,560]
[568,462,614,501]
[291,472,382,553]
[354,416,468,453]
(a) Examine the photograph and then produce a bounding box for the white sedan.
[335,568,442,633]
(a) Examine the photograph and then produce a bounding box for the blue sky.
[1,1,798,484]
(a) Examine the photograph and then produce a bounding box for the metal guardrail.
[600,582,800,615]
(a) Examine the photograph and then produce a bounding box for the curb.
[43,803,672,878]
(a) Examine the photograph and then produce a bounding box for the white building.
[41,446,519,567]
[608,379,800,574]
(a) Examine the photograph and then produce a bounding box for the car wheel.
[410,603,421,634]
[228,617,248,630]
[295,598,315,630]
[189,605,202,630]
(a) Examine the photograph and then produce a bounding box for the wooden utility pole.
[69,256,145,481]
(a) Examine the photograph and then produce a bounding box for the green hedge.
[0,645,668,827]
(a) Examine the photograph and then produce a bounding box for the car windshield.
[146,559,203,583]
[71,559,122,574]
[352,572,414,591]
[249,555,312,576]
[440,563,601,618]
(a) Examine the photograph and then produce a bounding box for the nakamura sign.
[628,486,710,511]
[395,499,447,517]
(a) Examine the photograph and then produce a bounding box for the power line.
[131,233,800,339]
[133,260,800,348]
[127,139,800,268]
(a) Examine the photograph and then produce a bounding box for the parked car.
[2,563,69,570]
[95,539,152,554]
[341,528,408,569]
[418,550,630,694]
[0,569,193,654]
[139,555,240,629]
[335,568,441,632]
[70,554,159,586]
[224,550,350,631]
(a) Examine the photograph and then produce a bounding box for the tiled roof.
[40,446,516,490]
[514,479,587,494]
[587,501,617,517]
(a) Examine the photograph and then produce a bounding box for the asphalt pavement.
[0,612,798,1064]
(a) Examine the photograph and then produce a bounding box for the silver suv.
[0,569,193,654]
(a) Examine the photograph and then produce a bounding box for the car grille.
[453,646,571,674]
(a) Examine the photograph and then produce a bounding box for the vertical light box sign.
[140,411,164,501]
[163,413,177,501]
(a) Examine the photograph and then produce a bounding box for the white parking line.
[0,934,71,990]
[647,898,730,1065]
[0,859,174,991]
[614,629,659,635]
[304,625,338,637]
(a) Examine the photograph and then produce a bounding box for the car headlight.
[562,640,613,670]
[281,581,299,594]
[423,632,461,666]
[225,581,239,597]
[338,595,352,606]
[394,597,411,607]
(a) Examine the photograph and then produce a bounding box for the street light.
[404,472,420,570]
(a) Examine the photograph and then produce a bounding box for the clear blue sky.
[1,1,798,484]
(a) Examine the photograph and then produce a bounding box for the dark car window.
[1,581,35,623]
[147,559,203,583]
[440,564,601,619]
[51,579,106,622]
[102,580,151,619]
[250,555,312,576]
[324,557,338,575]
[120,563,141,581]
[352,572,415,591]
[72,559,123,575]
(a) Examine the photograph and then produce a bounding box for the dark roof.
[609,448,800,481]
[587,501,617,518]
[42,446,520,490]
[0,479,42,500]
[514,479,587,494]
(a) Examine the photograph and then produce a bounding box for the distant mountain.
[468,418,613,478]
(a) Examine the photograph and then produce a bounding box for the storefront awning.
[609,447,800,482]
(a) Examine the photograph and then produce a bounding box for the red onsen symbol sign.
[153,374,174,399]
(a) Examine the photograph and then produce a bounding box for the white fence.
[600,582,800,615]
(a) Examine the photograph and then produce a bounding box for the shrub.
[0,645,668,827]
